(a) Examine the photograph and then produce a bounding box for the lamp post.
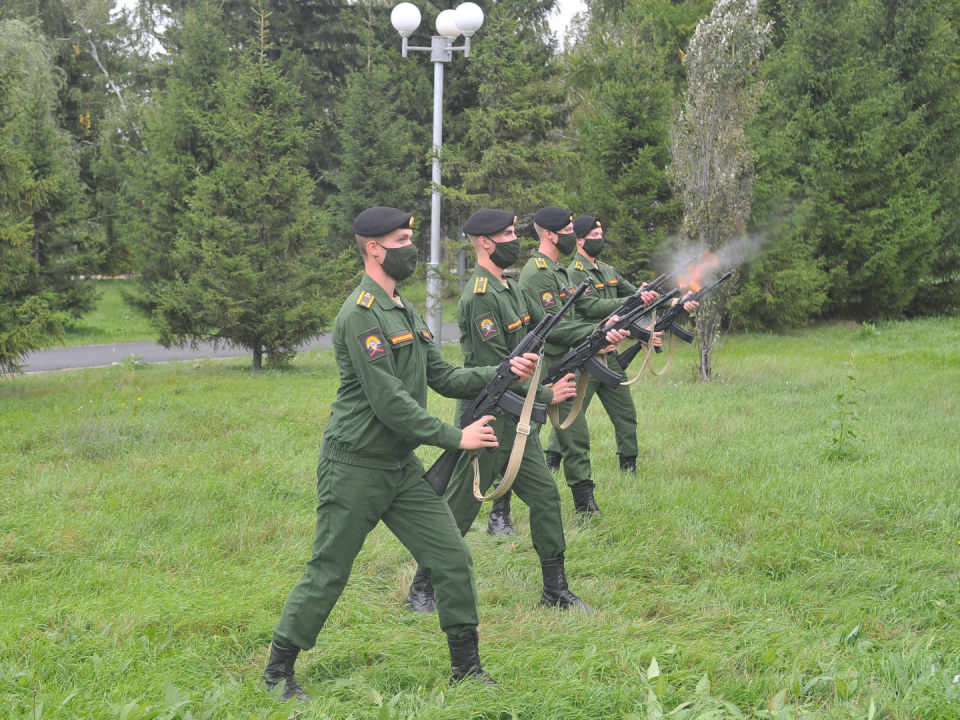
[391,2,484,345]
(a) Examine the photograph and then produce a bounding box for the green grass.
[62,281,156,346]
[2,319,959,719]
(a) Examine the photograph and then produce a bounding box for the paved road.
[23,321,462,373]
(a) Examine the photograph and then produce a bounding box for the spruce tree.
[152,16,335,371]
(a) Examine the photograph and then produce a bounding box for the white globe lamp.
[435,9,462,38]
[454,3,484,37]
[391,3,421,38]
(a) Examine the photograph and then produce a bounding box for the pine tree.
[0,20,103,320]
[0,29,66,375]
[562,3,679,278]
[152,15,336,371]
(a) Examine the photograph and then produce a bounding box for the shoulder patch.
[540,290,557,309]
[474,311,500,341]
[558,286,568,299]
[473,276,488,294]
[356,290,375,308]
[574,260,585,271]
[522,313,531,325]
[390,331,415,346]
[506,317,523,331]
[607,278,619,285]
[419,328,432,341]
[534,257,548,270]
[357,327,389,362]
[594,282,606,289]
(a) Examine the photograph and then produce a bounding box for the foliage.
[2,319,959,717]
[821,353,866,460]
[562,4,680,280]
[669,0,771,379]
[152,18,341,371]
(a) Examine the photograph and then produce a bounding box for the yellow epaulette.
[356,290,375,308]
[473,276,488,294]
[574,260,585,271]
[534,257,548,270]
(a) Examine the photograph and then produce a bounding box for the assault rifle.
[630,259,698,351]
[423,276,594,495]
[616,270,734,371]
[540,287,681,389]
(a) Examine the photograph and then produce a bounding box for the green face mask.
[488,238,521,269]
[556,231,577,255]
[378,242,418,282]
[582,236,605,259]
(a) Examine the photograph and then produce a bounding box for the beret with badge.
[533,206,574,232]
[462,209,517,237]
[353,206,415,237]
[573,215,601,238]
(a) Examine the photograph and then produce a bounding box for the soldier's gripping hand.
[547,373,578,405]
[650,330,664,349]
[509,352,539,382]
[598,315,630,354]
[671,292,699,313]
[638,282,659,307]
[459,415,500,450]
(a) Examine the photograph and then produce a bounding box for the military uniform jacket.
[458,265,598,404]
[517,249,580,359]
[567,253,639,321]
[320,274,495,470]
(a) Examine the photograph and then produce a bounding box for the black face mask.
[377,243,418,282]
[488,238,521,269]
[582,236,605,259]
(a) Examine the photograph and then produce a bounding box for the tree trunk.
[252,345,262,372]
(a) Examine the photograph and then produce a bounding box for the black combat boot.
[486,491,515,536]
[545,451,562,472]
[571,481,601,517]
[404,566,437,614]
[448,630,496,686]
[619,455,637,473]
[261,638,311,702]
[538,554,591,612]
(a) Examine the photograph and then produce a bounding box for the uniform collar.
[573,252,597,270]
[360,273,406,311]
[472,264,510,292]
[531,249,564,271]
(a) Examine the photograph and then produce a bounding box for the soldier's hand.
[641,290,659,306]
[509,353,539,382]
[602,316,630,348]
[459,415,499,450]
[547,373,577,405]
[672,292,699,313]
[649,330,663,349]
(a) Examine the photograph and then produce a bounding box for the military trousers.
[275,455,479,650]
[444,412,567,560]
[546,358,639,487]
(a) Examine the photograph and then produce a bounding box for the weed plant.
[2,319,959,719]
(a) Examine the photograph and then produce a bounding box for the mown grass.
[2,319,959,719]
[62,281,156,347]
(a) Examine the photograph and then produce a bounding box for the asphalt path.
[23,320,462,373]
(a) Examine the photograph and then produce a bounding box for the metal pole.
[426,60,444,346]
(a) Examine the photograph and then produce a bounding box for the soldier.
[516,206,613,517]
[403,208,629,615]
[261,207,540,701]
[544,215,654,475]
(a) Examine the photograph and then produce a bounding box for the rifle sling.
[546,369,590,429]
[621,308,677,386]
[473,355,544,502]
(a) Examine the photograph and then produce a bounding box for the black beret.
[463,209,517,237]
[353,206,414,237]
[533,206,574,232]
[573,215,602,238]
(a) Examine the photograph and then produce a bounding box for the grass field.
[62,281,156,347]
[2,319,959,719]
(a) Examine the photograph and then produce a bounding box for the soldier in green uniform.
[261,207,541,701]
[517,206,609,516]
[544,215,655,475]
[403,209,629,615]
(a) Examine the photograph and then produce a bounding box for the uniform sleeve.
[575,282,625,320]
[520,269,564,317]
[424,338,497,401]
[525,295,599,356]
[615,268,638,297]
[343,312,464,451]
